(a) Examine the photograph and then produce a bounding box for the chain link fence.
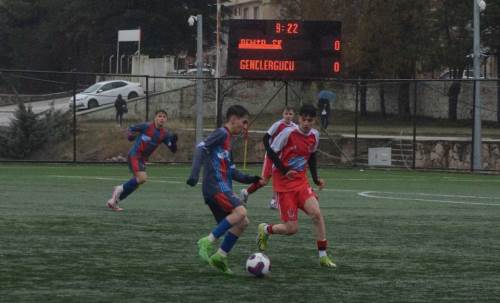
[1,69,499,171]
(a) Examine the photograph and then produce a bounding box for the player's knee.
[285,223,299,235]
[234,205,247,219]
[309,210,323,223]
[240,217,250,229]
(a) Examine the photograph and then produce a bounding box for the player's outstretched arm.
[308,152,325,190]
[164,133,178,153]
[263,133,289,175]
[232,166,261,184]
[186,143,204,186]
[127,123,148,141]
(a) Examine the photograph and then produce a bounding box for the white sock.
[264,224,270,235]
[319,250,327,257]
[208,233,216,242]
[217,248,227,257]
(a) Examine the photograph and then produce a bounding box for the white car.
[69,80,145,110]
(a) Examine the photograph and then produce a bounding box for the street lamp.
[472,0,485,171]
[189,14,204,145]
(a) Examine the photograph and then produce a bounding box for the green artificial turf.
[1,164,499,302]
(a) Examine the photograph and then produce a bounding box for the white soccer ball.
[246,252,271,277]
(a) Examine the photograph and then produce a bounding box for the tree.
[481,0,500,122]
[0,0,217,71]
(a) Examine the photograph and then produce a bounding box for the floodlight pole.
[195,15,204,144]
[215,0,222,127]
[472,0,482,171]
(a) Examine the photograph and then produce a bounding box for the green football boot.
[197,236,214,264]
[209,252,233,275]
[257,223,269,251]
[319,255,337,268]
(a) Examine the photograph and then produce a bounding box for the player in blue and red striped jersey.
[106,109,177,211]
[240,106,296,209]
[186,105,261,274]
[256,104,336,268]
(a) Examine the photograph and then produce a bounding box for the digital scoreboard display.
[227,20,342,79]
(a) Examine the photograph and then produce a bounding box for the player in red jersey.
[240,106,296,209]
[256,104,336,268]
[106,110,177,211]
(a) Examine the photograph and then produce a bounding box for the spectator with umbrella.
[317,90,336,129]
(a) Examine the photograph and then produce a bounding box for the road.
[0,97,70,126]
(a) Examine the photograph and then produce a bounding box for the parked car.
[439,69,485,80]
[69,80,144,110]
[185,68,215,77]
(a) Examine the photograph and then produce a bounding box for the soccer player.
[256,104,336,268]
[186,105,261,274]
[106,109,178,211]
[240,106,297,209]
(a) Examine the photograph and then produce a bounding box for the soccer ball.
[245,252,271,277]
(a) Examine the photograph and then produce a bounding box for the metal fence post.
[354,81,359,167]
[145,75,149,121]
[471,79,476,172]
[285,81,289,106]
[216,78,222,127]
[72,74,77,163]
[412,80,418,169]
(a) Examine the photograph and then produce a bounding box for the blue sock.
[220,232,238,254]
[211,218,232,239]
[119,178,139,201]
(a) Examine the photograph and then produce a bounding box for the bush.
[0,102,72,159]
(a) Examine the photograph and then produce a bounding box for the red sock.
[317,239,328,251]
[266,224,274,234]
[247,181,263,194]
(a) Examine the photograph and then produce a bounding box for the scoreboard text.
[227,20,342,79]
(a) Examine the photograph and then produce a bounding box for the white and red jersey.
[266,119,297,144]
[261,119,297,178]
[270,127,320,192]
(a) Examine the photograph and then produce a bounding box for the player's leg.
[199,192,247,274]
[257,191,299,251]
[106,157,145,211]
[210,214,249,275]
[240,154,272,202]
[302,195,336,268]
[268,191,278,210]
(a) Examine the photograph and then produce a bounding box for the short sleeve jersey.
[270,127,320,192]
[266,119,297,144]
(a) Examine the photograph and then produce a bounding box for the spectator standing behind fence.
[114,94,128,126]
[318,98,330,129]
[317,89,336,130]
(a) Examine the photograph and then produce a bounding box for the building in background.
[225,0,282,20]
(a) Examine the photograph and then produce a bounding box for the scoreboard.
[227,20,342,79]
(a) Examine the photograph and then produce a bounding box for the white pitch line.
[358,191,500,206]
[50,175,185,184]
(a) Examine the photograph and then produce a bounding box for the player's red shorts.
[261,154,273,179]
[275,186,319,222]
[128,156,146,174]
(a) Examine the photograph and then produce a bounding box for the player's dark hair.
[283,106,295,112]
[155,109,168,116]
[299,104,316,117]
[226,105,249,120]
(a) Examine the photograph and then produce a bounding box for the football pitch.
[1,164,499,302]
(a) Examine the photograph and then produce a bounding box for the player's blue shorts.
[128,156,146,174]
[205,191,243,223]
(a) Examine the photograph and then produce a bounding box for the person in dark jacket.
[114,94,127,126]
